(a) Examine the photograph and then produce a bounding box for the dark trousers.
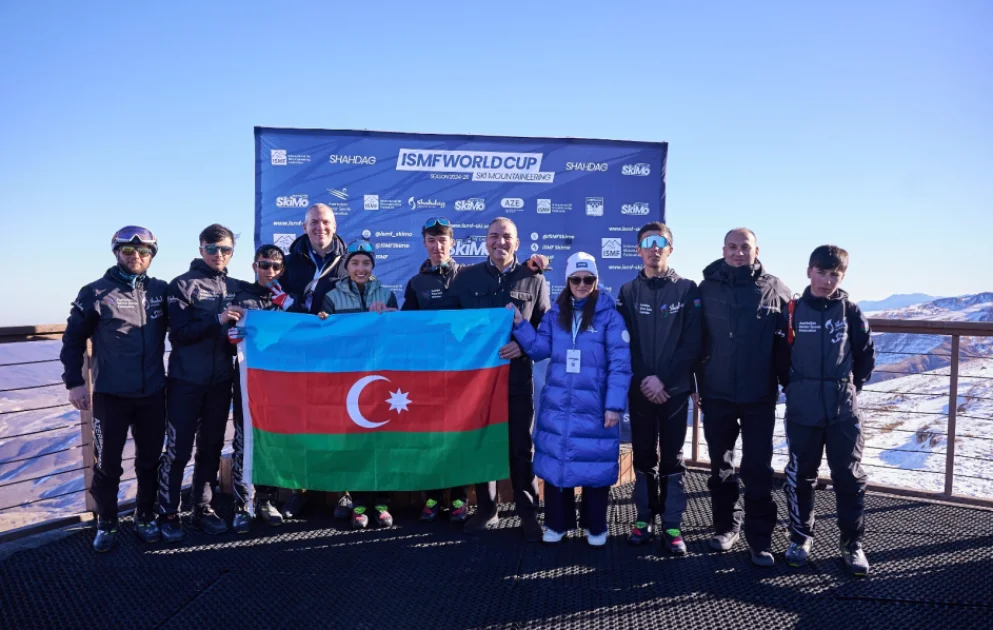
[426,486,468,504]
[157,378,232,515]
[543,484,610,536]
[475,392,539,518]
[629,390,690,528]
[90,391,166,521]
[784,420,867,544]
[702,399,778,550]
[231,374,276,508]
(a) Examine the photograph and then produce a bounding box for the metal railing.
[685,319,993,507]
[2,318,992,542]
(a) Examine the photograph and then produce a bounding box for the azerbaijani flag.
[237,308,511,492]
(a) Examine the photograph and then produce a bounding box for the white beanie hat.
[565,251,598,279]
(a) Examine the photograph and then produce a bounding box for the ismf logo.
[273,233,295,253]
[586,197,604,217]
[271,149,287,166]
[537,199,552,214]
[601,237,621,259]
[364,195,379,210]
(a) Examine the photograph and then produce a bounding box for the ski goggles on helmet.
[112,225,158,255]
[347,240,374,254]
[423,217,452,230]
[638,234,669,249]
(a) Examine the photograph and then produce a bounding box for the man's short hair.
[488,217,517,231]
[254,245,284,261]
[724,227,757,244]
[809,245,849,273]
[305,203,336,220]
[637,221,673,245]
[199,223,235,245]
[423,224,453,238]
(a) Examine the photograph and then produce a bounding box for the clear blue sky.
[1,1,989,326]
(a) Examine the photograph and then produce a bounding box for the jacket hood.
[289,233,347,260]
[418,258,462,275]
[103,266,148,289]
[188,258,227,276]
[703,258,767,283]
[639,267,680,283]
[801,286,849,306]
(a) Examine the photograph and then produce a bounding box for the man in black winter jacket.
[280,203,349,314]
[158,224,246,541]
[616,222,702,555]
[451,217,550,542]
[783,245,875,576]
[60,226,168,552]
[401,217,469,524]
[697,228,791,566]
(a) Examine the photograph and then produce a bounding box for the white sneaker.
[542,528,565,544]
[587,530,608,547]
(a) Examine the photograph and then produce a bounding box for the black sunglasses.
[569,276,597,287]
[256,261,283,271]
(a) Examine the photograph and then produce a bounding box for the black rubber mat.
[1,472,990,630]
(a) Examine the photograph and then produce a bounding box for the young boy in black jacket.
[616,222,702,555]
[227,245,294,532]
[783,245,875,576]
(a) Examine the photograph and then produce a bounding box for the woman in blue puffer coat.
[509,252,632,547]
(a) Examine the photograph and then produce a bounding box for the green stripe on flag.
[252,424,510,492]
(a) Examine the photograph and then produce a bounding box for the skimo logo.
[501,198,525,210]
[276,194,309,209]
[566,162,608,172]
[621,202,650,216]
[621,163,651,176]
[329,154,377,166]
[455,198,486,212]
[451,236,489,258]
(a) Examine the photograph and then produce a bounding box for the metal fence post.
[944,335,960,498]
[80,340,97,513]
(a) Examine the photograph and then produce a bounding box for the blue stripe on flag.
[242,308,513,373]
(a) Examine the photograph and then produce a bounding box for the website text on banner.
[254,128,668,304]
[236,308,512,492]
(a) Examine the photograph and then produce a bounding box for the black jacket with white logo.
[451,259,550,396]
[167,259,242,386]
[401,259,463,312]
[697,259,792,405]
[616,268,702,398]
[785,287,875,427]
[60,267,169,397]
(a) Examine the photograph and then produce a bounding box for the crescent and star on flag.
[345,375,412,429]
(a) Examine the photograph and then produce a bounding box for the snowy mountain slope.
[860,293,937,312]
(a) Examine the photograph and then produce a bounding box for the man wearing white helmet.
[60,226,169,553]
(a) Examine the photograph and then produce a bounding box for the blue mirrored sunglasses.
[347,240,374,253]
[423,217,452,229]
[639,234,669,249]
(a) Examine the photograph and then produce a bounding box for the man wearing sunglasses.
[616,222,702,555]
[401,217,470,524]
[281,203,349,314]
[697,228,791,567]
[158,224,245,541]
[451,217,551,543]
[60,226,169,552]
[227,245,294,532]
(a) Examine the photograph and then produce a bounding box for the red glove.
[269,281,294,310]
[227,326,246,345]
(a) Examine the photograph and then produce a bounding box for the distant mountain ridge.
[860,293,938,312]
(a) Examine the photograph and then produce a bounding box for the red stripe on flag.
[246,366,509,435]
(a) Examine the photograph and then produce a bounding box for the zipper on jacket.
[137,280,146,396]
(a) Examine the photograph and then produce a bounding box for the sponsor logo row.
[276,192,653,217]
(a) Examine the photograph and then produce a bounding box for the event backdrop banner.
[255,128,667,302]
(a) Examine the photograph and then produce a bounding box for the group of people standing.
[60,202,875,576]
